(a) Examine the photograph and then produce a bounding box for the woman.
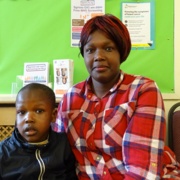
[52,14,175,179]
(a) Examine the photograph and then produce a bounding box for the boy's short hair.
[16,83,56,108]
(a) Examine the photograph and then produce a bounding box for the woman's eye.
[85,48,94,54]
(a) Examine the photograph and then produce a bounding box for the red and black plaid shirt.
[52,70,166,180]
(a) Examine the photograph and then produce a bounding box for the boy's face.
[15,89,57,143]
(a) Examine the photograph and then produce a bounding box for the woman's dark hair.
[79,14,131,63]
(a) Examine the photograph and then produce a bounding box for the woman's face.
[83,30,121,85]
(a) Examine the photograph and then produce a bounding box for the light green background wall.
[0,0,174,94]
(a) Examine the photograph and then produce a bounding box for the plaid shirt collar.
[81,70,125,99]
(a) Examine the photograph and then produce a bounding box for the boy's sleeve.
[64,135,78,180]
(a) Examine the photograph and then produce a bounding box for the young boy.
[0,83,77,180]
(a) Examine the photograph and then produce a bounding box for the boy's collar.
[28,135,49,146]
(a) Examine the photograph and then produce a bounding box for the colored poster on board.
[71,0,105,47]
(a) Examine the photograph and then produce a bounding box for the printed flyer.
[23,62,49,86]
[53,59,74,97]
[121,1,155,49]
[71,0,105,47]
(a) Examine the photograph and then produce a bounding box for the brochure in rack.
[23,62,49,86]
[53,59,74,97]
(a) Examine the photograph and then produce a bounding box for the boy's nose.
[24,112,34,122]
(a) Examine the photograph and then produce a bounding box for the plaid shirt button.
[151,162,157,167]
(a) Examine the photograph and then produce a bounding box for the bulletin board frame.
[163,0,180,100]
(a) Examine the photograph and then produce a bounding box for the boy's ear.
[51,108,57,123]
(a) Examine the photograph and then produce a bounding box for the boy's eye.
[17,110,26,115]
[106,47,113,51]
[36,109,44,114]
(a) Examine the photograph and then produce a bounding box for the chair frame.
[168,102,180,150]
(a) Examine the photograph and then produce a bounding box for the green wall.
[0,0,174,94]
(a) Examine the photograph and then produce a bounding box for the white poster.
[71,0,105,47]
[121,2,155,49]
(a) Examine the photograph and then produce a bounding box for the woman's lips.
[93,66,108,72]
